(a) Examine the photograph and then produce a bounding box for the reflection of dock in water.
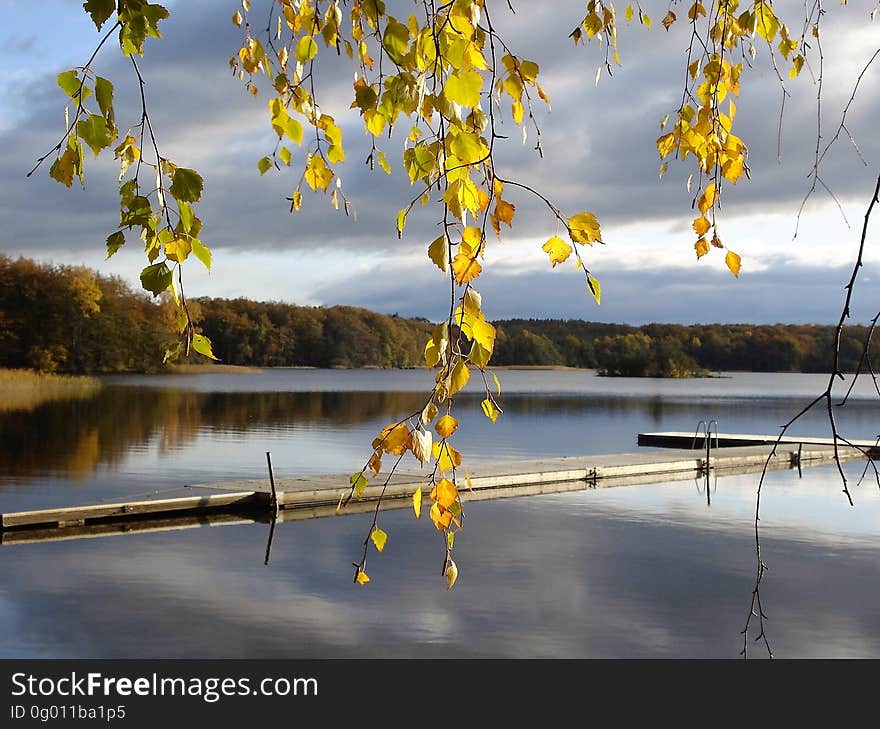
[2,437,876,545]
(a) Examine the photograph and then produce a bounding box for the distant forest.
[1,255,876,375]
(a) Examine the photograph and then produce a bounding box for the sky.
[1,0,880,325]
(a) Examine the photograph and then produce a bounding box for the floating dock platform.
[1,433,875,544]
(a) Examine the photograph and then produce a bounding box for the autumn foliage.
[32,0,848,587]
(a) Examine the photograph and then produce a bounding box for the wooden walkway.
[1,435,873,544]
[638,431,880,450]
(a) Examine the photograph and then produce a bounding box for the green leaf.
[350,472,369,498]
[355,85,378,111]
[191,333,219,360]
[119,2,169,56]
[169,168,203,203]
[257,156,272,175]
[94,76,114,126]
[177,201,194,234]
[106,231,125,258]
[140,262,172,296]
[383,18,409,63]
[279,146,292,166]
[57,70,91,102]
[120,195,152,228]
[191,238,212,271]
[295,35,318,62]
[76,114,114,156]
[83,0,116,30]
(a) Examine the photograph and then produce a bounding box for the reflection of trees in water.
[0,388,428,479]
[3,385,878,480]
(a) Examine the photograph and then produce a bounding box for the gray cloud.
[313,257,880,325]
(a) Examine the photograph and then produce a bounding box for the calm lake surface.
[1,369,879,658]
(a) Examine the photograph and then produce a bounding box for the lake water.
[1,369,879,658]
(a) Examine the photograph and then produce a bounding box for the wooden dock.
[638,431,880,450]
[1,434,874,544]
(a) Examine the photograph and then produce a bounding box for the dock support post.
[264,451,280,566]
[265,452,279,516]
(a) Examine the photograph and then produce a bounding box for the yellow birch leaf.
[537,84,550,106]
[511,98,524,125]
[725,249,742,277]
[695,237,710,259]
[435,414,459,438]
[468,340,491,368]
[490,199,515,235]
[413,487,422,518]
[697,183,716,215]
[304,155,333,191]
[435,478,458,508]
[445,559,459,590]
[396,208,407,236]
[693,216,711,236]
[443,70,482,107]
[370,527,388,553]
[432,442,462,473]
[448,359,470,395]
[452,253,482,284]
[470,318,496,353]
[428,235,448,272]
[587,274,601,305]
[722,156,744,183]
[568,212,602,244]
[368,451,382,477]
[481,397,501,423]
[429,502,452,530]
[377,150,391,174]
[421,401,438,424]
[463,288,482,316]
[356,570,370,585]
[542,236,573,267]
[372,422,411,455]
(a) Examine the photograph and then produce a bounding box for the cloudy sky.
[2,0,879,324]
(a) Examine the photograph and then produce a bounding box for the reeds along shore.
[0,369,101,412]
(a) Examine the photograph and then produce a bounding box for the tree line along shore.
[1,255,874,377]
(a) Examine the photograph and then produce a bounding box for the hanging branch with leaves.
[32,0,879,595]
